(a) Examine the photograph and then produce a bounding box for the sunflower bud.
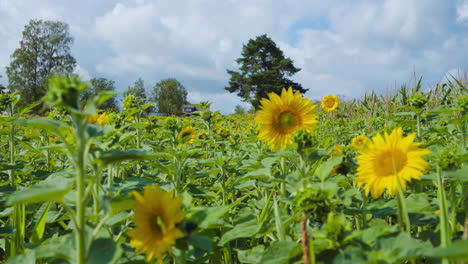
[45,75,87,110]
[408,92,428,114]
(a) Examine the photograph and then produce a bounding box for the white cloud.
[73,64,91,80]
[2,0,468,112]
[457,0,468,21]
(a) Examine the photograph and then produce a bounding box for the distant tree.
[6,19,76,106]
[151,78,188,115]
[124,78,147,101]
[0,75,5,93]
[82,77,118,111]
[225,34,306,109]
[234,104,245,115]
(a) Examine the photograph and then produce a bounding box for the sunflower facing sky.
[321,95,340,112]
[355,127,431,198]
[255,87,317,150]
[127,184,185,262]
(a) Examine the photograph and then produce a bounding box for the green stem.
[396,176,411,233]
[461,114,466,150]
[8,106,25,257]
[393,157,410,233]
[107,164,113,189]
[416,113,422,140]
[178,249,187,264]
[273,194,285,241]
[436,166,450,264]
[75,118,87,264]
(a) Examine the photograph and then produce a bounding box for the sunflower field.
[0,75,467,264]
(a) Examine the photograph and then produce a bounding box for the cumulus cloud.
[73,64,91,80]
[1,0,468,112]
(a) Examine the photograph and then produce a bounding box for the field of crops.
[1,76,468,264]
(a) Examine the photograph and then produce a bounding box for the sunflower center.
[152,215,166,234]
[180,131,192,138]
[278,111,298,132]
[374,149,407,177]
[324,99,335,108]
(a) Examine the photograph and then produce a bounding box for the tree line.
[2,19,304,114]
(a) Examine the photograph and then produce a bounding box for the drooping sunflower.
[127,184,185,262]
[355,127,431,199]
[321,95,339,112]
[351,135,370,149]
[255,87,317,150]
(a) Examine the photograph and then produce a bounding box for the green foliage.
[234,104,246,115]
[6,19,76,107]
[1,75,468,263]
[225,34,306,109]
[82,77,118,111]
[124,77,148,101]
[151,78,188,115]
[44,75,87,110]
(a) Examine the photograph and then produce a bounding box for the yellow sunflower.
[197,132,208,140]
[321,95,339,112]
[178,126,196,144]
[87,112,109,125]
[127,184,185,262]
[351,135,370,149]
[255,87,317,150]
[355,127,431,199]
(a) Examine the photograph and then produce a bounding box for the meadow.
[0,75,467,264]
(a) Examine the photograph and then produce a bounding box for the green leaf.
[7,173,73,205]
[393,111,416,117]
[219,219,262,246]
[35,233,74,260]
[260,241,301,264]
[88,238,122,264]
[426,239,468,260]
[109,195,135,215]
[0,163,24,170]
[444,164,468,182]
[190,206,229,229]
[315,156,342,180]
[6,249,36,264]
[405,193,432,213]
[238,246,265,263]
[188,234,213,252]
[15,118,67,133]
[30,202,52,244]
[0,225,15,237]
[94,91,118,108]
[96,150,169,165]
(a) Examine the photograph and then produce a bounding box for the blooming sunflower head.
[351,135,370,149]
[255,87,317,150]
[127,184,185,262]
[321,95,339,112]
[355,127,431,199]
[178,126,196,140]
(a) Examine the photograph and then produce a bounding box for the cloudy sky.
[1,0,468,113]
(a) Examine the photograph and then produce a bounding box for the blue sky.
[1,0,468,113]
